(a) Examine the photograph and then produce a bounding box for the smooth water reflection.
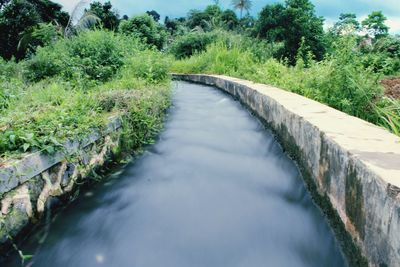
[6,81,347,267]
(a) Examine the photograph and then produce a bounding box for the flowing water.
[6,81,347,267]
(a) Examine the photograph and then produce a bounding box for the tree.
[239,14,255,32]
[18,22,62,55]
[186,9,209,30]
[165,16,187,35]
[65,0,100,38]
[231,0,252,19]
[333,13,360,35]
[87,1,120,30]
[0,0,69,59]
[31,0,69,26]
[253,3,285,41]
[146,10,160,22]
[220,9,239,30]
[362,11,389,39]
[282,0,325,62]
[186,5,221,31]
[0,0,42,59]
[119,14,167,50]
[253,0,325,63]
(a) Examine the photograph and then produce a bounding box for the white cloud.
[386,18,400,34]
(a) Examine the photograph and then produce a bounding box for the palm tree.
[231,0,252,19]
[64,0,100,38]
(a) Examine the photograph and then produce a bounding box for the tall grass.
[0,30,172,160]
[171,36,400,135]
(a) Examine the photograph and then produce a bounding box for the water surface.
[6,81,347,267]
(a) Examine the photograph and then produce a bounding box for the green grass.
[0,31,172,161]
[171,37,400,136]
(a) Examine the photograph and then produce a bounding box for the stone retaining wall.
[0,116,123,249]
[173,74,400,267]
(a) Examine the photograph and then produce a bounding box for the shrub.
[360,36,400,75]
[376,98,400,135]
[169,30,280,61]
[26,30,142,83]
[122,50,171,83]
[169,32,216,59]
[119,14,167,50]
[172,35,386,131]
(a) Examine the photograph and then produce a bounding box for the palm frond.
[64,0,91,38]
[75,12,101,32]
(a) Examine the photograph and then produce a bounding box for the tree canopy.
[86,1,120,31]
[253,0,325,63]
[332,13,360,35]
[362,11,389,39]
[0,0,68,59]
[119,14,167,50]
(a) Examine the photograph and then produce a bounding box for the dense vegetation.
[0,27,171,160]
[168,1,400,136]
[0,0,400,161]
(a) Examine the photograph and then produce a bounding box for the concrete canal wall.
[0,116,123,250]
[173,74,400,267]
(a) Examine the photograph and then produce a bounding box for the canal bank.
[173,74,400,267]
[3,81,347,266]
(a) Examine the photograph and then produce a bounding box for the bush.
[360,36,400,75]
[122,50,171,83]
[26,30,142,83]
[172,35,387,131]
[169,32,216,59]
[0,58,25,111]
[172,41,256,75]
[119,14,167,50]
[169,29,280,61]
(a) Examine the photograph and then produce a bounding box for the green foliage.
[169,32,216,59]
[332,13,360,35]
[376,98,400,135]
[119,14,167,50]
[146,10,160,22]
[253,3,286,41]
[253,0,325,63]
[120,50,171,84]
[0,30,172,159]
[172,34,393,133]
[18,23,62,55]
[362,11,389,39]
[172,41,256,75]
[0,0,69,59]
[87,1,120,30]
[169,29,280,61]
[0,80,102,156]
[26,30,142,83]
[220,9,239,30]
[360,36,400,75]
[186,5,221,30]
[185,5,240,32]
[0,58,25,112]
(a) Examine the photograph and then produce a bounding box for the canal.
[6,81,347,266]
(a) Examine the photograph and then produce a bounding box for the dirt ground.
[381,77,400,99]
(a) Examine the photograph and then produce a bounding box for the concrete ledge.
[0,115,123,248]
[173,74,400,267]
[0,117,122,197]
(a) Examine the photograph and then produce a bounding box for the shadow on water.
[5,81,348,267]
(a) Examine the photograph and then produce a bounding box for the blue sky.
[55,0,400,34]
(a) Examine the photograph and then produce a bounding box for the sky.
[55,0,400,34]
